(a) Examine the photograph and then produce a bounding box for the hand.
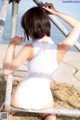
[9,36,24,45]
[42,3,57,15]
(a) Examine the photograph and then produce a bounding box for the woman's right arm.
[43,3,80,64]
[3,36,33,75]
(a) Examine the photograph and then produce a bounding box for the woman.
[3,3,80,120]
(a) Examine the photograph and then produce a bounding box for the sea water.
[0,0,80,51]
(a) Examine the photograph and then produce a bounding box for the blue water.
[0,0,80,51]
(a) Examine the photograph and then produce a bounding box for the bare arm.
[43,3,80,29]
[3,36,33,75]
[43,3,80,64]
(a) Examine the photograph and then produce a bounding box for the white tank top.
[24,37,59,80]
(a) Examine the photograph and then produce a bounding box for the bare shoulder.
[22,43,34,60]
[22,43,34,51]
[24,43,33,48]
[57,42,71,64]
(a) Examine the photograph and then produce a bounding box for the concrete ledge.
[63,51,80,70]
[53,51,80,91]
[75,70,80,80]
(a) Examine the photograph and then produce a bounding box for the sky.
[0,0,80,19]
[0,0,80,46]
[17,0,80,19]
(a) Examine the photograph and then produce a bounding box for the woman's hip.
[11,77,54,109]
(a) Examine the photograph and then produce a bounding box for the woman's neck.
[42,35,51,43]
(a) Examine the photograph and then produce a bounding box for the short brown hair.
[21,7,51,40]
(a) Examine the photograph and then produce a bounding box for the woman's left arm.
[43,3,80,64]
[3,36,33,75]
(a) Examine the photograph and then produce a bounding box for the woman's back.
[25,37,59,79]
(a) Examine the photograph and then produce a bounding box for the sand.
[0,75,80,120]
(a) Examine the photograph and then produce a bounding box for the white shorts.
[11,77,54,109]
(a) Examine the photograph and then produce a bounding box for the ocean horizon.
[0,0,80,51]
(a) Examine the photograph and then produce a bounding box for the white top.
[24,37,59,80]
[12,37,59,109]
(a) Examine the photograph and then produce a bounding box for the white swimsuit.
[11,37,59,109]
